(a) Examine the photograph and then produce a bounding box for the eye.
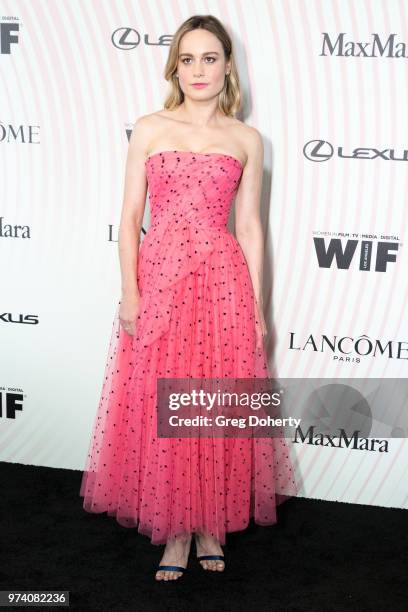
[180,57,217,64]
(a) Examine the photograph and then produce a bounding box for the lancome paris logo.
[0,20,19,54]
[303,140,408,162]
[0,387,24,418]
[0,122,40,144]
[320,32,408,58]
[289,333,408,362]
[111,27,172,50]
[313,231,401,272]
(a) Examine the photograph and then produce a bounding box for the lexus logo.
[111,27,141,50]
[304,139,408,162]
[111,27,172,50]
[303,140,334,162]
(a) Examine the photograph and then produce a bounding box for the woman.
[80,14,297,582]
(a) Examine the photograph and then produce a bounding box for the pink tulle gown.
[79,150,297,545]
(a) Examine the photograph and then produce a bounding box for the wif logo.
[313,237,400,272]
[0,22,19,55]
[0,389,24,418]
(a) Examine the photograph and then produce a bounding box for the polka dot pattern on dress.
[79,151,298,545]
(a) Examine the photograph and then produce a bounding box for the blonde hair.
[163,15,241,117]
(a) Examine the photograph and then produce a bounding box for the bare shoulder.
[131,111,165,133]
[240,123,263,165]
[129,111,165,154]
[226,118,263,167]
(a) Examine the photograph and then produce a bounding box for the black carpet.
[1,461,406,611]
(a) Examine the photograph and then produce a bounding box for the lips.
[192,83,208,88]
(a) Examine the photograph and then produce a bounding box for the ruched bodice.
[144,150,243,230]
[136,151,246,347]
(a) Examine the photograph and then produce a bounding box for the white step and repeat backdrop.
[1,0,407,511]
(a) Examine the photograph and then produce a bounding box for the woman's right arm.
[117,116,150,335]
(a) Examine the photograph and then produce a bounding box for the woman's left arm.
[234,127,265,307]
[234,128,267,347]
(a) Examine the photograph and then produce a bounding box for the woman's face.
[177,29,230,101]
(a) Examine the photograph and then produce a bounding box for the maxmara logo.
[289,333,407,361]
[320,32,408,58]
[293,427,388,453]
[313,234,401,272]
[303,140,408,162]
[0,217,30,238]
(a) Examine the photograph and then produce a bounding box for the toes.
[156,569,183,580]
[200,559,225,571]
[198,555,225,571]
[167,571,176,580]
[199,559,224,571]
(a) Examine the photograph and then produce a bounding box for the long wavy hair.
[163,15,241,117]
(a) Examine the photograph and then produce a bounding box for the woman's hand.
[119,293,141,336]
[254,298,268,350]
